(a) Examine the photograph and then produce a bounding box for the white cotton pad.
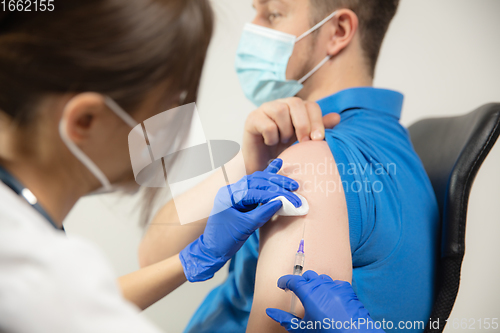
[270,193,309,217]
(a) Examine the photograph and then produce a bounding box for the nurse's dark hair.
[310,0,400,77]
[0,0,213,225]
[0,0,213,124]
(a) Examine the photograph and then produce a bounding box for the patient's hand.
[243,97,340,174]
[246,141,352,333]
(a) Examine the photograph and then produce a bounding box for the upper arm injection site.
[270,193,309,217]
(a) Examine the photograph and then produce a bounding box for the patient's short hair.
[310,0,400,77]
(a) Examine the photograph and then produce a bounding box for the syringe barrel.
[292,252,305,275]
[289,249,305,315]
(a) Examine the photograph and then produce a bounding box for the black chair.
[408,103,500,333]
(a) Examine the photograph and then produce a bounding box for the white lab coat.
[0,182,163,333]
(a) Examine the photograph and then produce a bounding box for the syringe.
[290,239,305,315]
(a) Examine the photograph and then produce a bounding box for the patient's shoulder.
[277,140,340,192]
[279,140,332,162]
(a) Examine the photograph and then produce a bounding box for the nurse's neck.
[0,110,95,228]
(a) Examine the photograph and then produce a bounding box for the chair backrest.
[408,103,500,333]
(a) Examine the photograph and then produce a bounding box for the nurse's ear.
[324,9,359,58]
[60,93,109,144]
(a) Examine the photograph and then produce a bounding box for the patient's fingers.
[323,112,341,129]
[262,102,295,144]
[251,111,280,146]
[284,97,311,143]
[306,101,325,141]
[245,97,332,149]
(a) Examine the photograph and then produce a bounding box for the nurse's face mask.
[59,97,139,195]
[235,11,338,106]
[60,94,193,196]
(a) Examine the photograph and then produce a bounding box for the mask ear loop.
[58,117,113,192]
[295,11,338,84]
[298,55,332,84]
[104,97,139,128]
[59,95,140,193]
[296,10,338,42]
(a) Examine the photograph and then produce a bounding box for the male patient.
[140,1,440,332]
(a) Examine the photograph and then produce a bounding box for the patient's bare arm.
[247,141,352,333]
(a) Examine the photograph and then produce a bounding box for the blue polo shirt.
[184,87,440,333]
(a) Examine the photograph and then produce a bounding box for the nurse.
[0,1,380,332]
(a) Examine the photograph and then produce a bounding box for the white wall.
[64,0,500,332]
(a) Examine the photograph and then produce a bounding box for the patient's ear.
[61,93,108,144]
[325,9,359,57]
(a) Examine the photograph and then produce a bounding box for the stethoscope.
[0,165,63,232]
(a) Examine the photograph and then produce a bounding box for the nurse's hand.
[243,97,341,174]
[179,159,301,282]
[266,271,385,333]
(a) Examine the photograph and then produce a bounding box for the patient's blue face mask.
[235,11,338,106]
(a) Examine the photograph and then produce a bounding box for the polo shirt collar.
[316,87,404,120]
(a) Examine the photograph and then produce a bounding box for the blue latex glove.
[180,159,301,282]
[266,270,385,332]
